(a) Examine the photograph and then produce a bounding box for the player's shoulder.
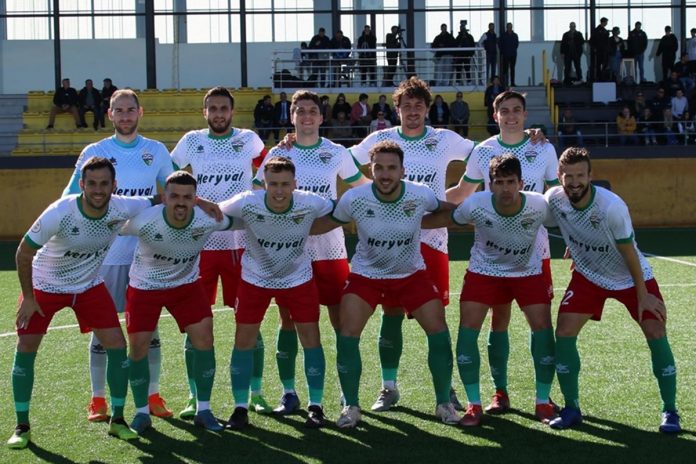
[594,185,628,210]
[47,194,79,212]
[319,137,349,152]
[404,179,434,196]
[138,135,169,154]
[544,185,565,201]
[132,203,163,223]
[523,191,548,207]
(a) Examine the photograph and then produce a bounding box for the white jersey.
[255,138,363,261]
[463,134,559,260]
[333,181,440,279]
[121,205,232,290]
[72,135,174,265]
[25,195,151,294]
[545,185,653,290]
[453,191,548,277]
[171,128,265,251]
[350,126,474,254]
[219,190,334,289]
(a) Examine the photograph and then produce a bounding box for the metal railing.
[556,120,695,148]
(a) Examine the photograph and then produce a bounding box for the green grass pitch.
[0,257,695,463]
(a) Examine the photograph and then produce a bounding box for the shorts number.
[561,290,574,306]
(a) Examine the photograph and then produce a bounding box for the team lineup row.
[7,79,680,450]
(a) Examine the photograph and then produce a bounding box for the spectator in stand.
[557,107,584,148]
[330,111,354,147]
[351,93,371,138]
[432,23,456,86]
[486,114,500,136]
[371,94,394,123]
[616,106,639,145]
[273,91,293,140]
[309,27,331,87]
[627,22,648,84]
[649,88,670,117]
[631,91,647,117]
[484,75,506,118]
[561,22,585,84]
[455,21,476,85]
[656,26,679,81]
[332,93,352,120]
[590,17,609,81]
[660,107,681,145]
[428,94,450,128]
[673,54,695,93]
[663,71,685,97]
[99,78,117,128]
[253,95,275,142]
[78,79,102,130]
[319,95,332,136]
[688,28,696,74]
[46,78,81,129]
[369,110,393,133]
[479,23,498,83]
[330,30,352,87]
[608,27,626,82]
[671,89,689,122]
[637,107,658,145]
[293,42,310,80]
[450,91,470,137]
[499,23,519,87]
[357,25,377,86]
[384,26,401,87]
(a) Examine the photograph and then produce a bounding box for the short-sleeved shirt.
[121,205,232,290]
[73,135,174,265]
[350,126,474,254]
[332,180,440,279]
[219,190,334,289]
[171,128,265,251]
[545,185,653,290]
[25,195,151,293]
[254,138,363,261]
[452,191,548,277]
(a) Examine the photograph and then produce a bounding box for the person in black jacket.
[479,23,498,83]
[428,95,450,128]
[432,24,456,86]
[455,21,476,85]
[608,27,626,82]
[78,79,102,130]
[273,92,293,140]
[656,26,679,81]
[384,26,401,87]
[99,78,118,128]
[309,27,331,87]
[590,17,609,82]
[561,22,585,84]
[47,78,81,129]
[254,95,275,142]
[499,23,519,86]
[627,22,648,83]
[357,25,377,86]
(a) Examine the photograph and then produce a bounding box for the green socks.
[647,336,677,411]
[12,351,36,425]
[276,329,298,391]
[530,328,555,402]
[183,335,197,397]
[106,348,129,419]
[456,327,481,404]
[555,336,581,409]
[487,330,509,393]
[427,330,453,405]
[251,332,265,393]
[194,348,216,402]
[337,335,361,407]
[379,313,404,386]
[303,346,326,405]
[231,348,253,406]
[129,356,150,410]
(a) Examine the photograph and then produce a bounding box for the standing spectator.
[479,23,498,83]
[46,78,81,129]
[253,95,275,142]
[484,75,506,118]
[671,89,689,121]
[590,17,609,81]
[499,23,519,87]
[78,79,102,130]
[384,26,402,87]
[616,106,638,145]
[428,94,450,128]
[99,78,117,128]
[329,111,354,147]
[332,93,352,120]
[369,111,393,133]
[561,22,585,84]
[627,22,648,84]
[637,107,658,145]
[371,94,394,123]
[673,54,695,93]
[450,92,470,136]
[455,21,476,85]
[350,93,371,137]
[656,26,679,81]
[273,92,293,140]
[330,30,352,86]
[319,95,332,136]
[293,42,310,80]
[431,24,456,86]
[688,28,696,74]
[309,27,331,87]
[557,107,584,148]
[631,91,647,117]
[357,25,377,86]
[608,27,626,82]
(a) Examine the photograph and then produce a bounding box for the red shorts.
[312,259,350,307]
[381,244,449,307]
[235,279,320,324]
[17,283,119,335]
[125,281,213,333]
[344,270,441,315]
[542,258,554,300]
[558,271,663,322]
[460,271,551,307]
[199,249,243,307]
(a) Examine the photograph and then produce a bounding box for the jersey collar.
[397,127,427,141]
[76,194,109,220]
[496,133,529,149]
[162,206,194,229]
[491,191,526,217]
[208,128,235,140]
[111,134,142,148]
[371,181,405,203]
[570,184,596,211]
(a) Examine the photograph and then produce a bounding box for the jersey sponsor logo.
[402,200,417,217]
[153,252,198,265]
[405,172,437,184]
[196,172,245,186]
[63,245,110,260]
[191,227,205,241]
[257,237,305,251]
[141,152,154,166]
[522,183,538,192]
[366,235,414,250]
[298,184,331,194]
[30,220,41,233]
[107,219,124,231]
[70,226,80,236]
[115,186,154,196]
[567,234,610,253]
[523,149,537,163]
[423,136,439,151]
[485,239,532,256]
[318,151,333,163]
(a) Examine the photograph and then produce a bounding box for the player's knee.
[93,329,126,350]
[641,320,666,340]
[129,343,149,361]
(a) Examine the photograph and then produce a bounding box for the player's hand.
[526,128,547,145]
[563,246,575,271]
[196,197,223,221]
[637,293,666,323]
[276,132,297,150]
[16,297,44,331]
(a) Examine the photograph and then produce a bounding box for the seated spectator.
[46,78,81,129]
[371,95,395,123]
[332,93,352,120]
[486,114,500,136]
[648,88,669,117]
[319,95,332,136]
[100,78,117,128]
[557,107,584,148]
[428,94,450,128]
[484,75,506,117]
[78,79,102,130]
[659,107,681,145]
[662,71,685,97]
[350,93,371,138]
[616,106,639,145]
[673,53,695,93]
[254,95,275,142]
[369,110,392,133]
[631,91,646,117]
[671,89,689,121]
[637,107,658,145]
[274,92,293,140]
[329,111,354,147]
[450,92,470,137]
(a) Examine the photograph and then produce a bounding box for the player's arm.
[617,241,665,323]
[445,177,479,204]
[310,215,345,235]
[421,208,454,229]
[196,196,224,221]
[525,128,548,145]
[15,238,45,329]
[348,176,371,187]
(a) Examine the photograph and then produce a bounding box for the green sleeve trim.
[172,162,181,170]
[463,175,483,184]
[350,153,362,169]
[343,171,363,184]
[615,233,634,244]
[546,179,560,186]
[450,210,467,226]
[224,215,235,230]
[24,235,42,250]
[252,178,264,186]
[329,214,349,225]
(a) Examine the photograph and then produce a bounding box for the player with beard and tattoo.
[63,89,175,422]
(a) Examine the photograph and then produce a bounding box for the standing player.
[221,157,334,429]
[544,148,680,433]
[63,89,175,421]
[312,141,458,428]
[424,155,556,426]
[120,171,230,434]
[170,86,269,418]
[253,91,368,414]
[447,90,559,416]
[8,158,154,449]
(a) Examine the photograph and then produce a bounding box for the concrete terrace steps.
[0,94,27,155]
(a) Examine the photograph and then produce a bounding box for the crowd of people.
[46,78,118,130]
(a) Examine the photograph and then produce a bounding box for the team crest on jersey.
[154,233,164,241]
[196,145,205,153]
[141,152,154,166]
[191,227,205,241]
[589,212,602,229]
[423,137,439,151]
[291,212,307,224]
[107,219,123,231]
[109,156,118,166]
[318,151,333,164]
[231,142,244,153]
[30,220,41,233]
[520,217,535,230]
[523,149,537,163]
[402,200,417,217]
[365,208,375,218]
[70,226,80,236]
